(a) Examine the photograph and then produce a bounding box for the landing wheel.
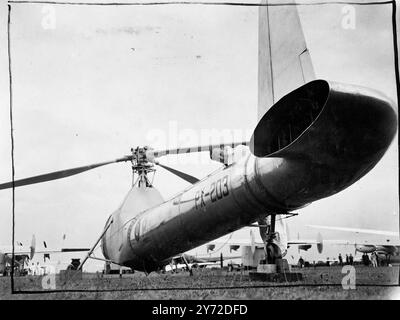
[266,243,282,264]
[259,214,283,264]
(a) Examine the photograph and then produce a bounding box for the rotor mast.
[130,146,155,188]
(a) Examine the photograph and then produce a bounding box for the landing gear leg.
[258,214,282,264]
[252,214,302,282]
[266,243,282,264]
[181,254,193,276]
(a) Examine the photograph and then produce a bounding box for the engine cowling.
[356,244,376,254]
[210,146,233,165]
[206,244,215,253]
[298,244,312,252]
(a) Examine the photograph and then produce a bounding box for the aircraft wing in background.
[1,234,90,260]
[1,246,90,257]
[205,230,324,254]
[171,253,241,265]
[307,225,399,238]
[307,225,400,256]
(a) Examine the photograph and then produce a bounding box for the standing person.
[345,254,349,265]
[298,256,304,268]
[371,252,377,267]
[338,253,343,266]
[35,262,40,276]
[29,263,35,275]
[362,253,368,266]
[349,253,354,265]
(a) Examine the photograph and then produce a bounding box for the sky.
[0,0,398,272]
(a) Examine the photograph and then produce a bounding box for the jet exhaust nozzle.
[251,79,397,165]
[249,80,397,208]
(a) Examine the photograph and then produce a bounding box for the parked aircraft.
[0,235,89,275]
[308,224,400,264]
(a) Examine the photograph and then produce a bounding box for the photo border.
[6,0,400,294]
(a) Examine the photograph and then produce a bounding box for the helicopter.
[1,79,397,272]
[2,0,398,274]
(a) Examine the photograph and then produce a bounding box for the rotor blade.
[150,141,250,159]
[0,156,132,190]
[61,248,90,252]
[157,163,200,184]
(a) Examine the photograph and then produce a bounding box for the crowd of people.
[27,262,49,276]
[338,252,380,267]
[296,251,382,268]
[338,253,354,266]
[361,252,379,267]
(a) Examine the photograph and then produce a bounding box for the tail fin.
[258,0,316,119]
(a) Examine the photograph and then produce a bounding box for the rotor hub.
[130,146,156,187]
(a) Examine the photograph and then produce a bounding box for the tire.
[266,243,282,264]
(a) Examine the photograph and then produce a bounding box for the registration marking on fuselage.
[195,175,229,210]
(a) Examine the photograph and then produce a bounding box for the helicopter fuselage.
[101,80,397,272]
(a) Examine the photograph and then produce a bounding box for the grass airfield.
[1,266,399,300]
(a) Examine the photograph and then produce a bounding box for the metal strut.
[78,218,114,271]
[181,254,193,276]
